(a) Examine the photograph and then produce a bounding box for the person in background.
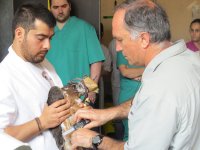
[70,0,200,149]
[99,23,112,109]
[108,39,120,106]
[117,51,144,141]
[0,3,71,150]
[47,0,105,103]
[107,39,125,141]
[186,18,200,52]
[100,23,112,76]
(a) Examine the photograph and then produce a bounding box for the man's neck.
[57,22,66,30]
[56,17,70,30]
[145,41,172,66]
[12,41,25,61]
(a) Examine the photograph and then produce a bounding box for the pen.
[62,119,90,137]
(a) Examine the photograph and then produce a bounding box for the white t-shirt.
[0,46,62,150]
[0,132,30,150]
[125,40,200,150]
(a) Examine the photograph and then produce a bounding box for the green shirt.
[46,16,105,85]
[117,51,142,103]
[117,51,143,141]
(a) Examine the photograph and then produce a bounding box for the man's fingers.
[74,109,92,122]
[58,108,71,118]
[73,109,99,129]
[55,101,71,113]
[84,122,97,129]
[51,99,69,108]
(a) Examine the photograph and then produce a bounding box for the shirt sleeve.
[0,69,17,131]
[86,25,105,64]
[0,132,28,149]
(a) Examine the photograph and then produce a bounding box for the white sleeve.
[0,68,17,131]
[0,132,29,150]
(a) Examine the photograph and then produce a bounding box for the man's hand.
[71,128,98,149]
[71,128,125,150]
[74,108,112,129]
[40,98,71,130]
[87,92,96,103]
[4,98,71,142]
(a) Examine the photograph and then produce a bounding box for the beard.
[56,13,70,23]
[21,39,47,64]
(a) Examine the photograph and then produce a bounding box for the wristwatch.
[92,134,104,149]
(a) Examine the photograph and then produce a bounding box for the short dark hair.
[12,3,56,38]
[49,0,71,6]
[190,18,200,28]
[115,0,171,43]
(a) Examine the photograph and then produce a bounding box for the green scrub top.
[117,51,142,103]
[46,16,105,85]
[117,51,143,141]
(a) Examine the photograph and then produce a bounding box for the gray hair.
[115,0,171,43]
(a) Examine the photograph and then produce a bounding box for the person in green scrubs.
[117,51,144,141]
[47,0,105,102]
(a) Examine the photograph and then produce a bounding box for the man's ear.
[15,27,25,43]
[140,32,150,48]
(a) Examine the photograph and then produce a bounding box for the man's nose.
[58,7,63,13]
[44,39,51,50]
[116,41,122,52]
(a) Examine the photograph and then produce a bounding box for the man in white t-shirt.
[0,3,71,150]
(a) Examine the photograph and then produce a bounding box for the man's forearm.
[99,136,125,150]
[119,65,144,79]
[126,67,144,79]
[96,101,131,150]
[5,119,40,142]
[90,62,102,83]
[106,100,132,121]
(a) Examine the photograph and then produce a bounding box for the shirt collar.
[54,16,73,32]
[143,39,187,79]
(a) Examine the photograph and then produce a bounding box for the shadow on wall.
[0,0,13,62]
[70,0,100,38]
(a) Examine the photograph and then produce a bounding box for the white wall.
[0,0,13,61]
